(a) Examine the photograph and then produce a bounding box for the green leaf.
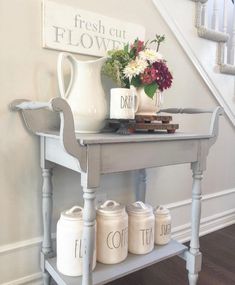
[129,49,136,59]
[131,76,142,87]
[144,83,158,99]
[124,43,129,53]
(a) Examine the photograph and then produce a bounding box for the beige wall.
[0,0,235,283]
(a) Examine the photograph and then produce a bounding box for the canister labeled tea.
[56,206,96,276]
[154,206,171,245]
[127,201,154,254]
[96,200,128,264]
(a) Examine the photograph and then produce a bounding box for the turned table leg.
[81,175,97,285]
[187,162,203,285]
[41,168,53,285]
[135,169,147,202]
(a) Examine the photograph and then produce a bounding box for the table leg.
[135,169,147,202]
[41,168,53,285]
[187,162,203,285]
[42,272,51,285]
[82,185,97,285]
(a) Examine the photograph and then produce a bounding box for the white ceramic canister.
[154,206,172,245]
[127,201,154,254]
[96,200,128,264]
[56,206,96,276]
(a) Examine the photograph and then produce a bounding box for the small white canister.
[96,200,128,264]
[127,201,154,254]
[56,206,96,276]
[154,206,171,245]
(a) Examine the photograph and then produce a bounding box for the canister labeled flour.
[154,206,171,245]
[96,200,128,264]
[127,201,154,254]
[56,206,96,276]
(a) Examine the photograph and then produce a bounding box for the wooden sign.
[42,0,146,56]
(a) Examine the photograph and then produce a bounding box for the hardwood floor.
[107,225,235,285]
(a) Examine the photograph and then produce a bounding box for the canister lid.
[61,206,83,221]
[155,205,170,216]
[127,201,153,215]
[97,200,125,216]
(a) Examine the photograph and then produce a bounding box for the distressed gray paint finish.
[188,162,204,285]
[135,169,147,202]
[41,168,53,255]
[41,168,53,285]
[45,241,187,285]
[10,98,223,285]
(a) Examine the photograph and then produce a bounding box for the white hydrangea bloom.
[139,49,163,63]
[123,59,147,79]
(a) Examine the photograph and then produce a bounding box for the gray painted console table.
[10,97,223,285]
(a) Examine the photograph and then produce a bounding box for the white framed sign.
[42,0,146,56]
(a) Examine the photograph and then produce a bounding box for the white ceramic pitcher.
[57,52,108,133]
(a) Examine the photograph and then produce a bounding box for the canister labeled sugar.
[154,206,171,245]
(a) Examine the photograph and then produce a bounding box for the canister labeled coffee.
[96,200,128,264]
[127,201,154,254]
[56,206,96,276]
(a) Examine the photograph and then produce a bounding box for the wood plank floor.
[107,225,235,285]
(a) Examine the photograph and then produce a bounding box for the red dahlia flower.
[140,67,157,84]
[130,40,145,56]
[153,61,173,92]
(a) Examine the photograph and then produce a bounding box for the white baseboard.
[0,237,43,255]
[1,188,235,285]
[0,273,42,285]
[167,188,235,242]
[172,208,235,243]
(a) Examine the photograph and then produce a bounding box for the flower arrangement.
[102,35,173,99]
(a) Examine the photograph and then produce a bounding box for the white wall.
[0,0,235,284]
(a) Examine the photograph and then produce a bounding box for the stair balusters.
[192,0,235,74]
[211,0,219,30]
[201,1,208,27]
[230,3,235,64]
[222,0,228,64]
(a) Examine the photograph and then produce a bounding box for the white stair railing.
[230,4,235,64]
[201,1,208,26]
[211,0,219,30]
[192,0,235,75]
[222,0,228,64]
[152,0,235,126]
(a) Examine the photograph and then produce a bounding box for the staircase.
[193,0,235,75]
[152,0,235,125]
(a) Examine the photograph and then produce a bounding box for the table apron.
[100,140,199,173]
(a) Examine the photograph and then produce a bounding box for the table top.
[38,130,212,145]
[10,98,222,175]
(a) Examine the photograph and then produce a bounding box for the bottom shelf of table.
[45,240,187,285]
